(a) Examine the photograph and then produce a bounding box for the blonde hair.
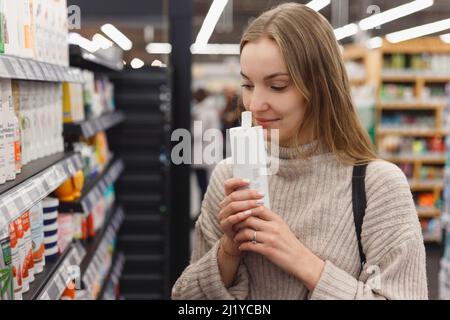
[240,3,377,165]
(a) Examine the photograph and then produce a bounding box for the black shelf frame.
[63,111,126,139]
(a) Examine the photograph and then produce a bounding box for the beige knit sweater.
[172,141,428,300]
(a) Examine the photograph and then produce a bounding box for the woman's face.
[240,37,309,146]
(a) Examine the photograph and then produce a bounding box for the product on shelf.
[380,110,435,130]
[29,202,45,274]
[0,225,13,300]
[63,82,85,123]
[0,0,69,65]
[42,197,60,263]
[2,79,16,181]
[13,216,28,293]
[380,83,415,102]
[383,53,450,74]
[54,170,84,202]
[57,214,73,253]
[8,220,21,300]
[21,211,34,284]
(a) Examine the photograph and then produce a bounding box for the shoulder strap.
[352,164,368,272]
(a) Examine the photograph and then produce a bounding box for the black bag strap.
[352,164,368,272]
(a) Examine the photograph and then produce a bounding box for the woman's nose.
[247,89,270,113]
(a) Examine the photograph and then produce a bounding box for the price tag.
[18,59,36,79]
[7,57,26,78]
[29,60,44,79]
[0,58,10,77]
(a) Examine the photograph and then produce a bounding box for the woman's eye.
[241,84,253,89]
[271,86,287,91]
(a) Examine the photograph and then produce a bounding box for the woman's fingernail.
[240,210,252,217]
[256,199,264,205]
[257,191,265,197]
[242,179,250,184]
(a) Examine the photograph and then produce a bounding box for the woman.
[172,3,427,300]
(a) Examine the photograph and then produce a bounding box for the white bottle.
[229,111,271,209]
[0,81,6,185]
[2,80,16,181]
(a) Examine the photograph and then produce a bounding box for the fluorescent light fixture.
[68,33,99,53]
[359,0,433,30]
[194,0,228,48]
[366,36,383,49]
[146,43,172,54]
[101,24,133,51]
[130,58,145,69]
[386,18,450,43]
[190,43,239,55]
[306,0,331,12]
[334,23,358,41]
[440,33,450,43]
[92,33,113,50]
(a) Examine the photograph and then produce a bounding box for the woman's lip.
[255,118,280,125]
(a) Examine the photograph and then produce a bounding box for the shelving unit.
[58,157,124,214]
[63,111,125,139]
[80,207,124,299]
[0,152,83,230]
[23,241,86,300]
[343,43,378,143]
[0,54,84,83]
[372,37,450,244]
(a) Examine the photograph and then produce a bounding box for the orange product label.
[24,26,32,49]
[14,140,21,162]
[22,212,30,232]
[9,222,17,249]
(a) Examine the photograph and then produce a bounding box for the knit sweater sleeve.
[171,159,250,300]
[310,160,428,300]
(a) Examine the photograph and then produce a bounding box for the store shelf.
[377,101,445,110]
[0,152,83,230]
[69,45,124,72]
[81,207,125,298]
[380,153,447,164]
[23,241,86,300]
[376,127,447,137]
[0,54,84,83]
[409,180,444,191]
[58,158,125,213]
[417,207,442,218]
[381,71,450,82]
[98,252,125,300]
[64,111,126,138]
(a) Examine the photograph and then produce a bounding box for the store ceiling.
[68,0,450,65]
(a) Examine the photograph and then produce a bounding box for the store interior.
[0,0,450,300]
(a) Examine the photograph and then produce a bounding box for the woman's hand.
[218,178,265,255]
[233,206,325,291]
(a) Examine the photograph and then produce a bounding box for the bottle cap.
[242,111,252,129]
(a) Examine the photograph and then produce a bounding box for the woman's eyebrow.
[240,71,290,80]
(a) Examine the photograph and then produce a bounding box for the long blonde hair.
[240,3,377,165]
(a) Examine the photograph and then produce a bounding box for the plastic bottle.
[2,80,16,181]
[0,225,14,300]
[22,211,35,284]
[0,79,6,185]
[229,111,271,209]
[29,202,45,274]
[9,221,22,300]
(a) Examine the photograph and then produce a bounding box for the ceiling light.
[190,44,239,55]
[146,43,172,54]
[386,18,450,43]
[130,58,144,69]
[440,33,450,43]
[68,33,99,53]
[334,23,359,41]
[366,36,383,49]
[305,0,331,12]
[101,24,132,51]
[194,0,228,48]
[359,0,433,31]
